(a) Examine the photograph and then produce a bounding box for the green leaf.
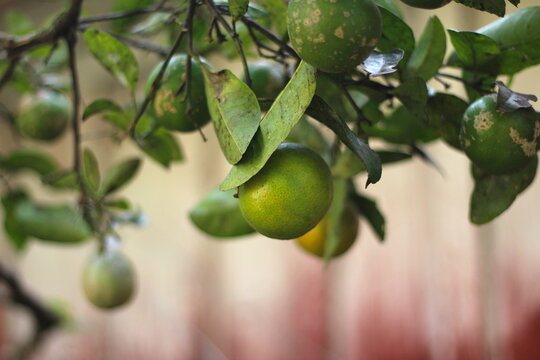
[229,0,249,21]
[447,30,501,71]
[286,117,331,160]
[3,9,34,35]
[373,0,404,19]
[1,190,30,251]
[324,178,347,264]
[189,189,255,238]
[306,96,382,187]
[220,61,317,191]
[0,149,58,176]
[406,16,446,81]
[137,128,183,168]
[83,99,122,120]
[132,12,170,36]
[377,7,414,65]
[111,0,154,33]
[201,66,262,164]
[470,156,537,225]
[453,0,506,17]
[14,202,91,244]
[333,149,412,178]
[104,197,131,210]
[478,6,540,74]
[390,76,428,121]
[425,93,469,150]
[350,192,386,242]
[101,158,141,195]
[83,29,139,91]
[253,0,287,35]
[82,148,101,197]
[41,171,79,191]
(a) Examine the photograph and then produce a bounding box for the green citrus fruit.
[242,61,288,99]
[82,250,136,309]
[287,0,382,73]
[400,0,451,9]
[145,54,209,132]
[460,95,539,175]
[16,90,70,141]
[295,203,359,258]
[238,143,333,240]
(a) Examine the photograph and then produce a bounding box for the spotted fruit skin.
[287,0,382,73]
[460,95,539,175]
[400,0,451,9]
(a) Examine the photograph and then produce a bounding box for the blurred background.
[1,0,540,359]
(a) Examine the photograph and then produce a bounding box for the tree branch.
[241,17,298,59]
[79,1,174,24]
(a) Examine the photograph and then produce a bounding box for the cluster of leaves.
[0,0,539,265]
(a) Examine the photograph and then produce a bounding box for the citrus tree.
[1,0,539,355]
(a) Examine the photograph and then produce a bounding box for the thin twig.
[127,27,188,136]
[241,17,298,59]
[0,57,20,94]
[0,262,60,359]
[79,1,173,24]
[203,0,251,87]
[336,82,370,125]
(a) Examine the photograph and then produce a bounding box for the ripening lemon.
[238,143,333,240]
[82,250,136,309]
[296,203,359,258]
[145,54,209,132]
[287,0,382,73]
[460,95,539,175]
[16,90,70,141]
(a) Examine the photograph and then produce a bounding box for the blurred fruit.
[16,90,70,141]
[460,95,539,175]
[287,0,381,73]
[239,143,333,240]
[296,203,359,258]
[82,250,135,309]
[145,54,209,132]
[243,61,288,99]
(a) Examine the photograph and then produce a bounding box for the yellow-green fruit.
[460,95,539,175]
[82,251,136,309]
[238,143,333,240]
[145,54,209,132]
[296,204,359,258]
[287,0,382,73]
[400,0,451,9]
[16,90,70,141]
[243,61,288,99]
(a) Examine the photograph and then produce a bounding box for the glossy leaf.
[373,0,403,19]
[137,128,183,168]
[390,76,428,121]
[0,149,58,176]
[478,6,540,74]
[454,0,506,17]
[82,148,101,197]
[83,99,122,120]
[377,7,414,65]
[220,61,316,191]
[101,158,141,195]
[306,96,382,187]
[350,192,385,242]
[201,66,262,164]
[111,0,153,33]
[333,149,412,178]
[470,157,538,225]
[1,190,30,251]
[190,189,254,238]
[41,171,79,191]
[229,0,249,21]
[83,29,139,91]
[447,30,501,70]
[406,16,446,81]
[426,93,469,150]
[14,202,91,243]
